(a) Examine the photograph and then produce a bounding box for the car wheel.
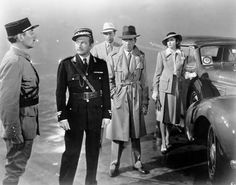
[207,126,228,184]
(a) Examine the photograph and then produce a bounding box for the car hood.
[205,63,236,88]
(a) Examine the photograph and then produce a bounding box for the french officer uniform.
[0,17,39,185]
[56,28,111,185]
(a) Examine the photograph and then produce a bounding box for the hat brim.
[101,29,117,33]
[23,24,39,32]
[162,34,182,46]
[119,34,140,40]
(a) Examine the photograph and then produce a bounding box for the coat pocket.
[159,79,170,92]
[20,106,38,139]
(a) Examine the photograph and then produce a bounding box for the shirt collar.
[79,54,90,63]
[105,41,113,48]
[124,49,132,57]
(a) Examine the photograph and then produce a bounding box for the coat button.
[86,86,89,89]
[86,99,89,102]
[72,78,74,80]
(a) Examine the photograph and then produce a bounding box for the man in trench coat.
[0,17,39,185]
[106,25,149,177]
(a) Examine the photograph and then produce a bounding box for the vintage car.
[185,96,236,184]
[180,36,236,183]
[180,36,236,112]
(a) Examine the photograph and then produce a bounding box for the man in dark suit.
[56,28,111,185]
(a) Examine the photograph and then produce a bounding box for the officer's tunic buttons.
[86,99,89,102]
[86,86,89,89]
[72,78,74,80]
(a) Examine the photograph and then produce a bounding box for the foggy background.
[1,0,236,131]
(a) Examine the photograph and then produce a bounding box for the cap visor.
[23,24,39,32]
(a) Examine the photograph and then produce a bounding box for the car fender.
[185,96,236,159]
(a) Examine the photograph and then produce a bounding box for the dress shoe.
[133,166,149,174]
[133,161,149,174]
[109,162,119,177]
[161,144,167,154]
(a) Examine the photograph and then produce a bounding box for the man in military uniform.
[0,17,39,185]
[106,25,149,177]
[56,28,111,185]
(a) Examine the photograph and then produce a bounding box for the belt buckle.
[84,93,90,102]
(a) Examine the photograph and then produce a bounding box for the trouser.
[110,138,141,167]
[2,139,34,185]
[59,129,100,185]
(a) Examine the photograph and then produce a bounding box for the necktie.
[107,44,112,54]
[127,52,131,67]
[83,58,88,70]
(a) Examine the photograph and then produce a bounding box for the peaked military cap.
[5,17,39,37]
[72,28,93,42]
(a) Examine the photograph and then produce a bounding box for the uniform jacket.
[152,48,185,95]
[91,41,121,62]
[106,46,149,141]
[56,54,111,131]
[0,46,39,139]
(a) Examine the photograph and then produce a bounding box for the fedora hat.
[102,22,117,33]
[72,28,94,42]
[119,25,140,40]
[162,32,182,46]
[5,17,39,37]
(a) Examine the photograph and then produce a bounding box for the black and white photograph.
[0,0,236,184]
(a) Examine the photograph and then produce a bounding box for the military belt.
[72,91,102,101]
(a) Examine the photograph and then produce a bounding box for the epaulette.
[58,56,74,64]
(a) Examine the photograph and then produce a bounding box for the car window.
[181,46,196,71]
[200,45,236,65]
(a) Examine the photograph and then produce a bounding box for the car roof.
[181,36,236,47]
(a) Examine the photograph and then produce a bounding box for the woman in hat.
[152,32,185,153]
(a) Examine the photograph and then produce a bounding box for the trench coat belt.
[72,90,102,100]
[116,81,140,87]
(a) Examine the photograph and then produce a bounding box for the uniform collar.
[11,45,31,62]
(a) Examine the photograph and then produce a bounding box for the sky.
[1,0,236,63]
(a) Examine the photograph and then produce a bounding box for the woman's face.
[167,37,177,50]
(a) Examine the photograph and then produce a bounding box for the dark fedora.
[162,32,182,46]
[5,17,39,37]
[72,28,94,42]
[119,25,140,40]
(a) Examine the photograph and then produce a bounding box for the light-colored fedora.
[101,22,117,33]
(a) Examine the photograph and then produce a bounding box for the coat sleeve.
[0,57,22,139]
[101,61,111,119]
[140,54,149,106]
[152,52,164,96]
[56,61,68,121]
[106,53,116,98]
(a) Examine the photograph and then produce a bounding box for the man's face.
[103,31,115,44]
[75,36,93,56]
[21,29,37,49]
[122,38,136,52]
[167,37,177,50]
